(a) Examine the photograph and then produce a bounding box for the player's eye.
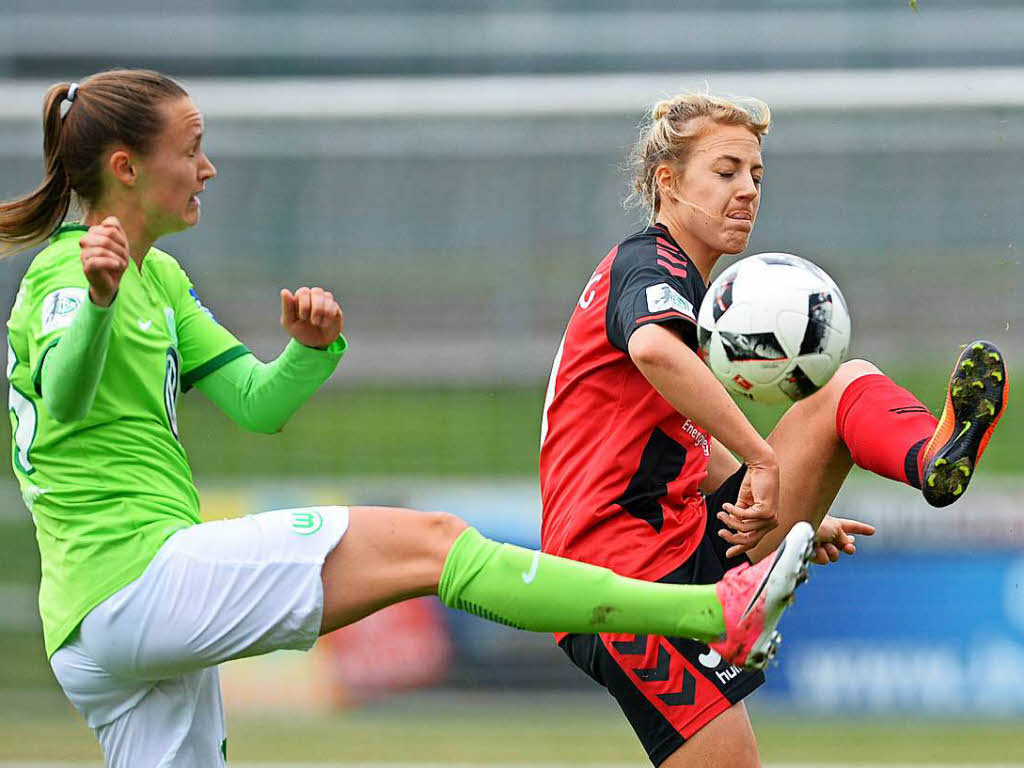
[717,172,734,179]
[752,176,763,186]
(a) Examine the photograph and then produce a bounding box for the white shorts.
[50,505,349,768]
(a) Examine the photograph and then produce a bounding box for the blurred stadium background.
[1,0,1022,764]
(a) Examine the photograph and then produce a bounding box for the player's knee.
[421,510,470,565]
[836,358,882,384]
[801,358,881,415]
[737,740,762,768]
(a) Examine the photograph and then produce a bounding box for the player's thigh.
[562,631,762,767]
[80,506,351,679]
[661,701,759,768]
[747,359,880,561]
[559,528,763,767]
[319,505,468,633]
[96,666,226,768]
[52,634,225,768]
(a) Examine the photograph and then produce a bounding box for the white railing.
[2,68,1024,120]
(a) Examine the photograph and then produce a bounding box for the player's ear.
[654,164,678,204]
[107,149,138,188]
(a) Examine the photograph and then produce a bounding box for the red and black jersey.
[540,223,714,585]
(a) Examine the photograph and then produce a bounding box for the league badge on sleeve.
[40,288,87,334]
[645,283,695,321]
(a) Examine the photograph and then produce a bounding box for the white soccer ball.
[696,253,851,404]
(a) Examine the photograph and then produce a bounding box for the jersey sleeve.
[170,265,250,392]
[606,250,702,353]
[10,261,92,395]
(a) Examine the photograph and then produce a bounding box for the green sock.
[437,527,724,641]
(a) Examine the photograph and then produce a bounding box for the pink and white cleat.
[710,521,816,670]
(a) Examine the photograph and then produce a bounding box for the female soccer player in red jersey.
[539,92,1007,767]
[1,71,819,767]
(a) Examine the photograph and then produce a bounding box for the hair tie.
[67,83,79,103]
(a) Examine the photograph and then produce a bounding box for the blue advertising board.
[759,552,1024,714]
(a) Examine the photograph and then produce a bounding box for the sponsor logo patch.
[645,283,694,319]
[40,288,87,334]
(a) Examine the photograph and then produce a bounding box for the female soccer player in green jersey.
[1,70,824,767]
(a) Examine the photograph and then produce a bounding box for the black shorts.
[559,466,764,766]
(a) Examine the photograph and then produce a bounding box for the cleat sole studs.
[954,484,964,495]
[958,465,971,477]
[928,474,937,487]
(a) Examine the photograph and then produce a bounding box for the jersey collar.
[50,222,89,241]
[650,221,687,254]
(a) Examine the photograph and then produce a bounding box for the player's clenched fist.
[79,216,129,307]
[280,286,344,349]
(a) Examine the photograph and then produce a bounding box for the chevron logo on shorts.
[607,634,699,708]
[290,509,323,535]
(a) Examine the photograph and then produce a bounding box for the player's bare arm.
[628,322,779,557]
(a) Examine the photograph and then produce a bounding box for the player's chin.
[167,213,200,234]
[180,199,202,228]
[719,233,751,255]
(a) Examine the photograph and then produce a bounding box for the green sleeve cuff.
[280,334,347,370]
[297,333,347,358]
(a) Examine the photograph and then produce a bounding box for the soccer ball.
[696,253,851,404]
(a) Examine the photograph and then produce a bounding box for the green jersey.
[7,224,249,657]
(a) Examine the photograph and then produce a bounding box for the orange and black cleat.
[920,340,1008,507]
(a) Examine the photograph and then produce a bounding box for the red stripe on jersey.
[599,633,734,739]
[657,259,689,278]
[656,248,688,267]
[656,237,686,257]
[635,310,695,324]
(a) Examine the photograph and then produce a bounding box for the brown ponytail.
[0,69,188,259]
[0,83,75,258]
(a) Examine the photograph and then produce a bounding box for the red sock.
[835,374,938,488]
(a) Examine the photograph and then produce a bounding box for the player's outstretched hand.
[718,455,780,559]
[280,286,344,349]
[812,515,875,565]
[80,216,129,307]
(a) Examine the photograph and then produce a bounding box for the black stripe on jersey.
[613,427,688,533]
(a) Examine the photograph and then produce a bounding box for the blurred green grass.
[0,695,1022,763]
[170,365,1019,479]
